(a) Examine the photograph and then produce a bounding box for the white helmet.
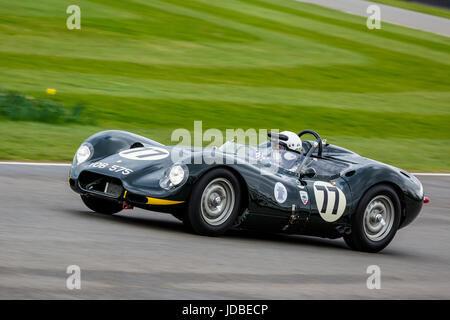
[279,131,302,153]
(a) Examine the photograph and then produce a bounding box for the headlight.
[160,163,188,190]
[169,165,185,185]
[75,144,92,165]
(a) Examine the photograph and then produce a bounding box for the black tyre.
[187,168,242,236]
[81,195,123,215]
[344,184,401,253]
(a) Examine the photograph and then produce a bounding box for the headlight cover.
[160,163,188,190]
[417,178,424,199]
[409,173,423,198]
[74,143,93,165]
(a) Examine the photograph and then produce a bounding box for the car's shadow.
[63,208,354,252]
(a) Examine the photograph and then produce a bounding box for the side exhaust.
[336,226,351,235]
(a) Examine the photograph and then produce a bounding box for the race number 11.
[313,181,347,222]
[315,185,339,214]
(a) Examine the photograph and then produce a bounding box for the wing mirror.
[300,167,316,179]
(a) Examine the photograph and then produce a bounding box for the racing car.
[69,129,426,253]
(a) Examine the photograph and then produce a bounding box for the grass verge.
[0,0,448,170]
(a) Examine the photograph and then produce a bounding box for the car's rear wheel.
[186,168,242,236]
[81,195,123,215]
[344,184,401,253]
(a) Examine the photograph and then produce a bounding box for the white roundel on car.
[274,182,288,204]
[313,181,346,222]
[119,147,169,161]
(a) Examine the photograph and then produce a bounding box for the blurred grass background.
[0,0,449,171]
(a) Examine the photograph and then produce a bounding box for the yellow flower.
[46,88,56,95]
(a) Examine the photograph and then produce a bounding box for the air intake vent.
[400,171,411,178]
[345,170,355,177]
[78,171,124,198]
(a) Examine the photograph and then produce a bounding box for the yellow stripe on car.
[123,190,128,199]
[146,197,184,205]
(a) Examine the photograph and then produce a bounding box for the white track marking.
[296,0,450,37]
[412,173,450,177]
[0,162,71,166]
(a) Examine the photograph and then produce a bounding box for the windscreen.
[219,139,306,173]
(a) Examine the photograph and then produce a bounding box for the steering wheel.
[298,129,323,158]
[295,130,322,176]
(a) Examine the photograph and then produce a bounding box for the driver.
[272,131,303,171]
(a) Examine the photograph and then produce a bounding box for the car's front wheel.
[186,168,242,236]
[81,195,123,215]
[344,184,401,253]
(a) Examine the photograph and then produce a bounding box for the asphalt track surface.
[0,164,449,299]
[298,0,450,37]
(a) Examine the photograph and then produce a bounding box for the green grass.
[371,0,450,19]
[0,0,449,171]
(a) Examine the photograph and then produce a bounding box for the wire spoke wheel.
[363,195,395,242]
